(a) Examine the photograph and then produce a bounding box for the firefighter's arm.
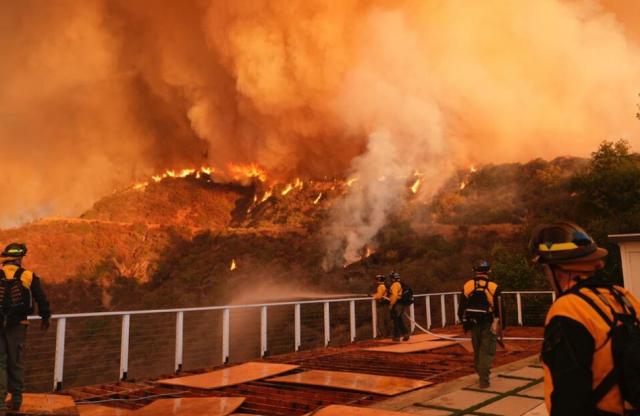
[457,291,467,322]
[494,287,505,330]
[542,316,597,416]
[31,275,51,319]
[372,285,385,300]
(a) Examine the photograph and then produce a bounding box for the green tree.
[572,139,640,233]
[570,139,640,285]
[490,244,548,291]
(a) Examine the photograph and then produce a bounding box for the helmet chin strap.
[548,265,565,296]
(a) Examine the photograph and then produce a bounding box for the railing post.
[349,301,356,343]
[294,304,301,352]
[517,293,523,326]
[261,306,268,358]
[120,314,130,381]
[426,295,432,329]
[440,294,446,327]
[453,294,459,324]
[53,318,66,391]
[324,302,331,347]
[371,299,378,339]
[409,303,415,333]
[175,311,184,372]
[222,308,230,364]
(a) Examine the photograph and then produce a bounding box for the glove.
[491,317,500,334]
[41,317,51,332]
[462,320,473,334]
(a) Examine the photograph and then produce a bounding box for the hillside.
[4,142,638,314]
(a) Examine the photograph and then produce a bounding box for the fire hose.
[402,312,544,342]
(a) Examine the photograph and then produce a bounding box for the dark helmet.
[375,275,386,282]
[473,260,491,273]
[530,222,608,264]
[389,271,400,280]
[1,243,27,258]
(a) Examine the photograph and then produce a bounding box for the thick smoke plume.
[1,0,640,265]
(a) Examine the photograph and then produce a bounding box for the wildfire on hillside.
[460,165,476,191]
[282,178,303,195]
[343,246,375,268]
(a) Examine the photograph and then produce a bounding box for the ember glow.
[314,193,323,204]
[261,189,273,203]
[228,163,267,183]
[230,260,236,271]
[411,179,422,194]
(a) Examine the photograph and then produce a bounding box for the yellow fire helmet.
[1,243,27,258]
[530,222,608,264]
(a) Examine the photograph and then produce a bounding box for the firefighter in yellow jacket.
[0,243,50,416]
[531,222,640,415]
[458,260,504,388]
[369,275,391,339]
[388,272,410,342]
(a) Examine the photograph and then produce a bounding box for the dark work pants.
[376,304,392,338]
[0,325,27,410]
[392,304,409,338]
[471,322,497,386]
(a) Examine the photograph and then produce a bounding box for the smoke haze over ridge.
[1,0,640,265]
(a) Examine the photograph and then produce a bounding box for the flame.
[343,246,375,268]
[282,177,304,195]
[133,182,147,190]
[460,182,466,190]
[230,260,236,271]
[152,175,162,182]
[261,189,273,202]
[314,193,322,204]
[364,246,374,258]
[470,165,477,173]
[346,177,358,187]
[201,167,213,175]
[228,163,267,182]
[411,179,422,194]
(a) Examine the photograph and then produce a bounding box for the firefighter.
[531,222,640,415]
[0,243,51,415]
[369,275,391,339]
[457,260,504,388]
[388,272,410,342]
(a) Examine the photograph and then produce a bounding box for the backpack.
[464,278,493,323]
[398,282,414,306]
[0,269,32,319]
[571,283,640,410]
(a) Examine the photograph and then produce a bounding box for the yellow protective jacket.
[457,276,502,323]
[0,264,51,327]
[542,278,640,415]
[389,281,402,306]
[372,283,388,303]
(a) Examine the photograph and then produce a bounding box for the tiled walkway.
[371,356,548,416]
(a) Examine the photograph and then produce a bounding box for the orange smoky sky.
[1,0,639,235]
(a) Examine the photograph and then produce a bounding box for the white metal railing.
[26,290,554,391]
